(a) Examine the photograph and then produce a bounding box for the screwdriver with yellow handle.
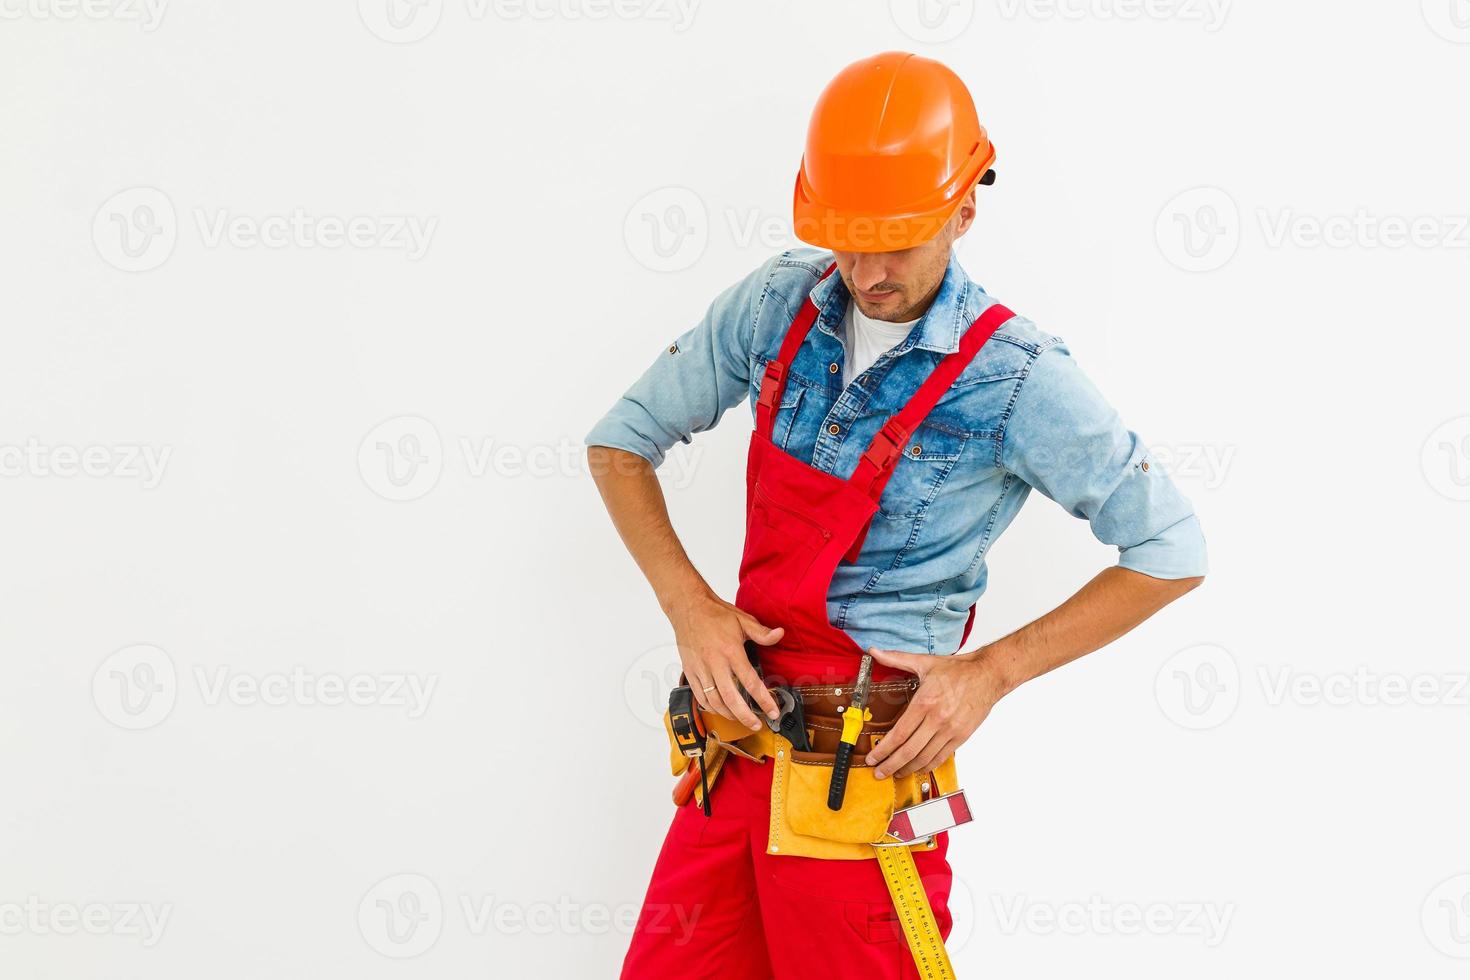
[827,653,874,811]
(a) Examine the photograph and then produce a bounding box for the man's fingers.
[868,646,930,679]
[871,718,940,780]
[689,673,727,718]
[864,699,925,769]
[895,734,954,779]
[887,729,943,779]
[734,660,781,721]
[911,739,961,781]
[714,672,764,732]
[919,739,962,779]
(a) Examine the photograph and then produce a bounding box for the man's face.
[831,188,977,322]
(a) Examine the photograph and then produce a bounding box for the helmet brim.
[791,144,996,253]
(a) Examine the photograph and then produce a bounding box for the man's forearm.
[979,566,1204,696]
[587,445,711,614]
[588,445,786,727]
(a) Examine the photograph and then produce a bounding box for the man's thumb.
[744,619,785,646]
[868,647,927,677]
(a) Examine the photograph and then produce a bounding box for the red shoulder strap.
[844,301,1017,561]
[754,263,837,440]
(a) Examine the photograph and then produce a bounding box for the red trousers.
[620,755,952,979]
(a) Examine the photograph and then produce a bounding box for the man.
[588,52,1206,978]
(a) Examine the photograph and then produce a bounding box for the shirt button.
[828,362,839,374]
[827,424,841,436]
[909,445,922,457]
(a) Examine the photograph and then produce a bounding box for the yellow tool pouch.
[763,735,957,859]
[661,684,963,979]
[750,730,962,979]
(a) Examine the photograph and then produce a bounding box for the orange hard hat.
[793,52,996,253]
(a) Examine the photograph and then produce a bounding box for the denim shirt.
[587,248,1207,654]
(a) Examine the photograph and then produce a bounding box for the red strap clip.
[860,419,910,474]
[756,361,788,412]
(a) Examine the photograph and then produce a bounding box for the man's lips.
[860,289,899,303]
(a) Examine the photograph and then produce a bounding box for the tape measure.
[873,844,955,980]
[668,686,712,815]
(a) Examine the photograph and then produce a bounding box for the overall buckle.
[860,420,910,473]
[756,361,788,412]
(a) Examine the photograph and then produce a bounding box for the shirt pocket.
[771,384,806,450]
[876,422,970,519]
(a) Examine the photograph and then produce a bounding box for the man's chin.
[857,297,911,321]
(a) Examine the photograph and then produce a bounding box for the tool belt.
[664,678,962,856]
[663,677,967,976]
[770,684,959,850]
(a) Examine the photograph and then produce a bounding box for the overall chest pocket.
[876,422,970,519]
[737,481,833,627]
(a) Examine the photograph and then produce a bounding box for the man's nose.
[849,255,891,291]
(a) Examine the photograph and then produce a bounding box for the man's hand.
[668,591,785,732]
[863,646,1009,780]
[861,568,1204,779]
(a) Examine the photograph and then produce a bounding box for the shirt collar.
[809,251,974,355]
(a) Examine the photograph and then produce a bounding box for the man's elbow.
[587,444,655,485]
[1118,566,1205,602]
[1155,573,1205,604]
[1175,574,1205,595]
[586,444,621,485]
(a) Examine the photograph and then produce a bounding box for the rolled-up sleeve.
[584,260,770,468]
[1000,342,1208,579]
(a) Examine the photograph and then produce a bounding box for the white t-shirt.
[841,301,919,388]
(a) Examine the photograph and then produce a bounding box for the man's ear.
[951,186,979,239]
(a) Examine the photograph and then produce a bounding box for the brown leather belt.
[791,678,917,757]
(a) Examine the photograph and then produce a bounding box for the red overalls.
[622,265,1015,979]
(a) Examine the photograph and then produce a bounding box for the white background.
[3,1,1469,977]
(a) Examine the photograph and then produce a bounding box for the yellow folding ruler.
[873,843,955,979]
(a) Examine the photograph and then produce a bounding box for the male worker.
[587,52,1206,978]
